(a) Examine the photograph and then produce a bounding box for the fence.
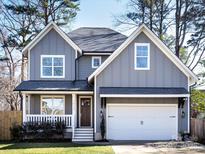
[191,118,205,141]
[0,111,22,140]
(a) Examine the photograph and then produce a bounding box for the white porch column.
[72,93,77,138]
[22,93,26,122]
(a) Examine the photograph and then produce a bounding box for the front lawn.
[0,142,114,154]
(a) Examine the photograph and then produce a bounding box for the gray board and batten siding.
[95,32,188,136]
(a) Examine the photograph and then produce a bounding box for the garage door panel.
[107,104,177,140]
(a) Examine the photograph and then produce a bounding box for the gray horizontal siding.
[30,29,76,80]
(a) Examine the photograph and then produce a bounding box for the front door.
[80,97,91,127]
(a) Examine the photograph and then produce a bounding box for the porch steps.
[72,128,94,142]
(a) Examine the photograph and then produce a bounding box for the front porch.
[22,92,94,141]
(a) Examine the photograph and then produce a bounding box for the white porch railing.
[26,115,72,127]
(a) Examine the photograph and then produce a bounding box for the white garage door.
[107,104,178,140]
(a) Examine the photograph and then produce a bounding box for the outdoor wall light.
[181,110,185,118]
[100,110,103,117]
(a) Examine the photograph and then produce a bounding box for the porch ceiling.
[14,80,93,91]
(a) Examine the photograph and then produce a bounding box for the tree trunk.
[159,0,164,40]
[21,55,25,81]
[175,0,180,57]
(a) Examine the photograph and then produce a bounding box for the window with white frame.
[92,56,101,68]
[135,43,150,70]
[41,96,65,115]
[41,55,65,78]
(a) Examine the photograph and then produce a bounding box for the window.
[41,55,65,78]
[92,56,101,68]
[135,43,150,70]
[41,96,65,115]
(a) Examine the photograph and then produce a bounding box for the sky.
[70,0,131,35]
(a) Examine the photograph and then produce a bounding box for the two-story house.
[15,22,197,141]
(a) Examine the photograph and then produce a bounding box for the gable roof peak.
[22,21,82,56]
[88,23,198,85]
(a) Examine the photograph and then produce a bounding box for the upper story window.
[41,55,65,78]
[134,43,150,70]
[92,56,101,68]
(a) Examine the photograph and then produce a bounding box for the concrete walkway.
[111,141,205,154]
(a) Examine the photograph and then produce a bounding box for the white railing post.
[22,93,26,123]
[26,115,72,127]
[72,93,77,138]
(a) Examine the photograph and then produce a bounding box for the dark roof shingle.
[67,27,127,52]
[14,80,93,91]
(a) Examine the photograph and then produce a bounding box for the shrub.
[21,121,66,140]
[10,123,23,141]
[55,121,66,135]
[100,116,105,140]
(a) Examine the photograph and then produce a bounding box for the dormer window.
[41,55,65,78]
[92,56,101,68]
[134,43,150,70]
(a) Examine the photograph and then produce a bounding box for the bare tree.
[0,30,21,110]
[0,0,80,110]
[115,0,173,41]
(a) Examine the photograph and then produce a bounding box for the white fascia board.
[88,24,198,85]
[22,22,82,56]
[21,91,93,94]
[22,22,53,55]
[142,26,198,83]
[88,25,144,82]
[100,94,190,98]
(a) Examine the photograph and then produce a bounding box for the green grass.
[0,142,114,154]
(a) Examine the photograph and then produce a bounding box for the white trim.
[187,76,190,133]
[100,94,190,98]
[106,103,178,140]
[84,52,112,56]
[92,56,102,68]
[40,55,65,78]
[106,103,178,106]
[22,22,82,55]
[94,76,97,133]
[22,94,26,122]
[21,91,93,94]
[27,94,30,114]
[134,43,150,70]
[72,93,77,138]
[40,95,65,115]
[28,49,31,80]
[106,102,108,139]
[88,24,197,84]
[176,103,179,140]
[78,96,93,127]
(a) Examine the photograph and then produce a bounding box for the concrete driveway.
[111,141,205,154]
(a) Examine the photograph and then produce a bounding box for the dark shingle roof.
[100,87,188,95]
[14,80,93,91]
[67,27,127,52]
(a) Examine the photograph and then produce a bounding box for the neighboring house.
[15,22,197,141]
